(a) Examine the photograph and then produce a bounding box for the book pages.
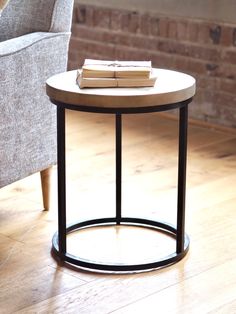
[77,60,157,88]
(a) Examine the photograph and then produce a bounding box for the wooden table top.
[46,68,196,109]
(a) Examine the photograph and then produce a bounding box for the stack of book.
[77,59,157,88]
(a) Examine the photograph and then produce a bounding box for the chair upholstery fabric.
[0,0,73,41]
[0,0,74,188]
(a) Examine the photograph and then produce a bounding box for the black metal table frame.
[50,98,192,273]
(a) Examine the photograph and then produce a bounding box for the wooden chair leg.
[40,167,52,211]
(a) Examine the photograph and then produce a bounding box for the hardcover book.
[77,59,157,88]
[77,70,157,88]
[81,59,152,79]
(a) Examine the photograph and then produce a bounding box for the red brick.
[71,24,116,45]
[186,21,199,42]
[213,92,236,107]
[220,79,236,94]
[68,50,78,63]
[158,18,169,38]
[221,64,236,80]
[233,28,236,46]
[197,23,211,44]
[96,26,113,42]
[214,106,236,127]
[76,6,86,24]
[121,12,130,32]
[69,37,81,51]
[197,76,220,91]
[110,10,122,30]
[172,55,190,73]
[85,6,94,26]
[176,21,188,41]
[189,45,221,62]
[93,8,110,28]
[174,41,190,55]
[206,62,236,80]
[77,25,95,40]
[149,16,160,36]
[129,12,140,33]
[90,41,115,58]
[115,46,151,61]
[209,24,221,44]
[67,61,77,70]
[224,48,236,64]
[115,32,131,46]
[205,63,220,76]
[187,59,206,75]
[220,26,234,46]
[154,39,221,63]
[150,52,176,68]
[157,40,175,54]
[159,40,191,57]
[139,14,151,35]
[71,38,115,59]
[72,24,101,41]
[168,20,177,39]
[130,35,157,50]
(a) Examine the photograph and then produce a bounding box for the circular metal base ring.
[51,217,190,273]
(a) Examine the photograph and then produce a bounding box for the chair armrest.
[0,32,69,57]
[0,30,71,187]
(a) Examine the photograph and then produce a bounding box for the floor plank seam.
[189,135,236,152]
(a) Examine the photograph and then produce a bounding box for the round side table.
[46,68,196,273]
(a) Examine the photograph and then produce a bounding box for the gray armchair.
[0,0,74,209]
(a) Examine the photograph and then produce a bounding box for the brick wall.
[68,4,236,127]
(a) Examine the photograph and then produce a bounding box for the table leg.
[116,113,122,225]
[51,100,191,272]
[57,106,67,255]
[177,104,188,253]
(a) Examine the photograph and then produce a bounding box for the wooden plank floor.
[1,110,236,314]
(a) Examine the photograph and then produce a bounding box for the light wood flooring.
[1,110,236,313]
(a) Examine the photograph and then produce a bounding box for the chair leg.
[40,167,52,211]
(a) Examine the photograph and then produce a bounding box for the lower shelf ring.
[51,217,190,273]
